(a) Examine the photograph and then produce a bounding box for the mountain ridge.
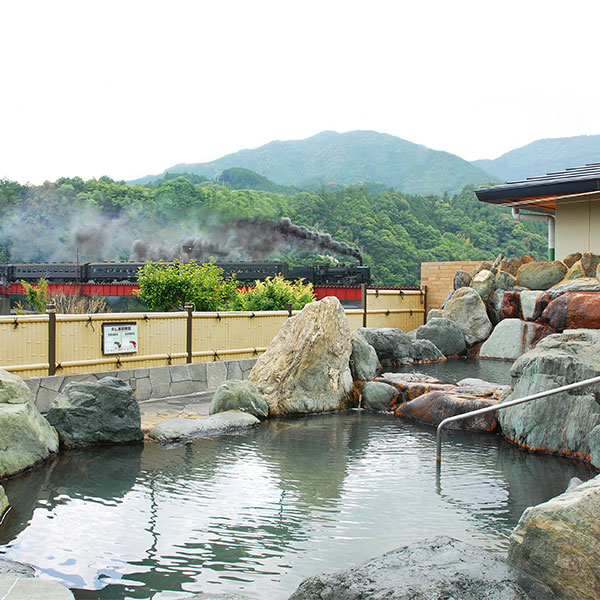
[471,134,600,182]
[130,130,495,196]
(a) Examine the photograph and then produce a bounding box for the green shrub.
[231,276,315,311]
[135,260,238,312]
[15,279,48,313]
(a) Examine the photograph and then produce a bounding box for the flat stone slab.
[0,576,74,599]
[148,410,260,442]
[0,559,35,578]
[288,536,555,600]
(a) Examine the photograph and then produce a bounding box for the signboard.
[102,322,138,355]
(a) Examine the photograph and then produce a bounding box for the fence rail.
[0,289,425,378]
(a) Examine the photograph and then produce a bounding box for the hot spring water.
[0,406,593,599]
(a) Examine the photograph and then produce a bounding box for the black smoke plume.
[130,217,363,264]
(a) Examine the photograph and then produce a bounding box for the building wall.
[420,261,481,311]
[555,195,600,260]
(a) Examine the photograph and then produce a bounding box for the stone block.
[149,367,172,398]
[135,368,149,379]
[23,378,41,398]
[171,379,197,397]
[135,377,152,401]
[41,375,65,392]
[188,362,208,384]
[114,369,134,382]
[35,386,60,414]
[207,361,228,391]
[226,360,243,380]
[170,364,191,382]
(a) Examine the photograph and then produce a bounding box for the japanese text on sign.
[102,323,138,355]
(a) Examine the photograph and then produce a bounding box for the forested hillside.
[132,130,495,196]
[472,134,600,182]
[0,175,546,286]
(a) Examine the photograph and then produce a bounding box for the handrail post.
[436,374,600,465]
[46,303,57,376]
[184,302,195,364]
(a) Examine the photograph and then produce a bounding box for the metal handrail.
[436,374,600,462]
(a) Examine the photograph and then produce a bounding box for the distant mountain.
[131,130,495,196]
[217,167,299,195]
[471,135,600,182]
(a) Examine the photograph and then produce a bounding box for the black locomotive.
[0,261,371,286]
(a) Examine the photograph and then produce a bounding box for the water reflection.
[392,357,514,385]
[0,414,593,600]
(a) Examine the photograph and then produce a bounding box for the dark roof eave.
[475,177,600,204]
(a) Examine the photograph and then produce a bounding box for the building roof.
[475,163,600,213]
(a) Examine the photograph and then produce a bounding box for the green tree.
[16,279,48,313]
[230,276,316,311]
[135,260,238,312]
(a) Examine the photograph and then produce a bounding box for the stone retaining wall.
[24,359,257,414]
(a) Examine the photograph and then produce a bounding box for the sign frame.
[102,322,138,355]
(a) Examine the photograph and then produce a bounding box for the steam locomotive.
[0,261,371,287]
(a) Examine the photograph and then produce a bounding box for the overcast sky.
[2,0,599,184]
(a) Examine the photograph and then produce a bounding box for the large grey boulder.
[426,308,444,321]
[498,255,534,277]
[361,381,398,412]
[479,318,551,360]
[471,268,495,301]
[0,369,33,404]
[0,370,59,479]
[354,327,413,365]
[349,331,380,381]
[288,536,555,600]
[508,474,600,600]
[442,287,492,345]
[410,339,444,362]
[516,260,567,290]
[209,380,268,419]
[0,485,8,519]
[149,411,260,442]
[587,424,600,470]
[249,297,354,415]
[548,277,600,297]
[495,270,517,291]
[498,329,600,461]
[415,317,466,357]
[46,377,142,448]
[519,290,547,321]
[453,269,471,289]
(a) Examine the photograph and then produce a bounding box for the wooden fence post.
[361,284,367,328]
[184,302,195,364]
[46,303,57,376]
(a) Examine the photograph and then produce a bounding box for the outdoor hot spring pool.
[1,406,594,600]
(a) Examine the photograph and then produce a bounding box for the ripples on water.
[0,412,593,599]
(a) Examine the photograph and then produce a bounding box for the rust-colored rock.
[395,389,500,432]
[373,373,452,407]
[499,290,522,321]
[542,292,600,331]
[562,252,582,268]
[498,255,534,277]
